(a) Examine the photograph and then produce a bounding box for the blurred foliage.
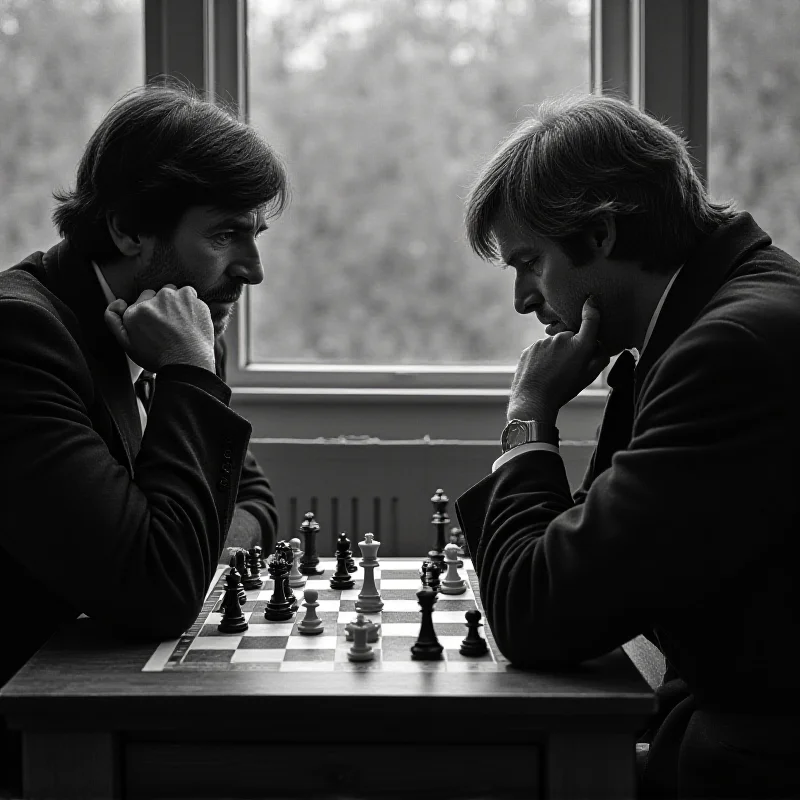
[0,0,799,364]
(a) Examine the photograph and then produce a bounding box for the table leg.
[547,731,637,800]
[22,731,119,799]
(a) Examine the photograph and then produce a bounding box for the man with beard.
[0,83,286,785]
[456,94,800,798]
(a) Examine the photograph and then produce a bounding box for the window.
[0,0,144,266]
[708,0,800,254]
[246,0,591,368]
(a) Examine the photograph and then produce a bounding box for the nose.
[230,239,265,286]
[514,272,542,315]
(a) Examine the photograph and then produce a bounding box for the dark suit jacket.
[0,240,278,689]
[456,213,800,792]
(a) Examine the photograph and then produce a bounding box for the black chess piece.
[337,532,357,573]
[243,548,262,590]
[264,545,294,621]
[234,551,248,604]
[419,559,431,586]
[220,556,247,613]
[330,534,355,590]
[459,609,488,656]
[299,512,324,576]
[254,544,266,569]
[410,587,443,660]
[428,488,450,571]
[218,568,249,633]
[424,561,441,592]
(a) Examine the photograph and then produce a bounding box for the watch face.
[505,420,528,449]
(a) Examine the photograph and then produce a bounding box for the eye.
[522,258,541,274]
[212,231,234,245]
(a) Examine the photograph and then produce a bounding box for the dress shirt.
[492,267,683,472]
[91,261,150,434]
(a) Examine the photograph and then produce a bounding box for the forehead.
[491,211,545,262]
[181,205,266,230]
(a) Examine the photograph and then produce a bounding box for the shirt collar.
[634,265,683,360]
[91,261,145,382]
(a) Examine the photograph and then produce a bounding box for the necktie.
[134,371,155,415]
[593,350,637,476]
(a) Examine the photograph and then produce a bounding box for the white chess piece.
[440,543,467,595]
[346,614,375,661]
[296,588,324,635]
[355,532,384,613]
[345,615,381,643]
[288,537,307,588]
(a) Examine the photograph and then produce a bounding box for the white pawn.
[296,588,324,635]
[346,614,375,661]
[288,537,307,588]
[440,543,467,595]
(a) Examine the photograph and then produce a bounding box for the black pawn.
[330,534,355,590]
[220,557,246,613]
[284,575,299,613]
[234,551,247,604]
[218,569,249,633]
[425,562,441,592]
[255,545,266,569]
[243,548,262,590]
[460,609,488,657]
[264,547,294,621]
[411,587,443,660]
[338,532,357,573]
[419,559,430,586]
[299,512,324,576]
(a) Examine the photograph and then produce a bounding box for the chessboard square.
[188,636,242,651]
[431,623,472,636]
[256,590,272,601]
[431,611,475,623]
[279,661,335,672]
[237,636,289,649]
[182,650,234,664]
[379,590,424,601]
[379,579,422,590]
[431,599,477,611]
[339,588,361,600]
[286,636,338,650]
[380,610,422,623]
[303,579,330,590]
[309,590,346,602]
[439,636,480,651]
[243,622,295,636]
[202,611,253,630]
[231,649,285,664]
[315,601,341,613]
[380,623,419,637]
[380,637,419,658]
[377,570,417,580]
[380,601,421,614]
[387,561,428,571]
[282,649,335,662]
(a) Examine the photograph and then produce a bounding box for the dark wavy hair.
[53,81,289,259]
[465,93,736,273]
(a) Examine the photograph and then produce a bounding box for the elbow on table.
[492,619,584,670]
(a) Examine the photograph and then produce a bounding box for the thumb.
[104,303,131,350]
[573,295,601,351]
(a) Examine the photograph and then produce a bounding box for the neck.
[623,267,679,352]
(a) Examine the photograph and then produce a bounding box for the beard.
[134,238,238,336]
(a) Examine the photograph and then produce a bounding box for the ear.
[105,211,144,258]
[586,214,617,258]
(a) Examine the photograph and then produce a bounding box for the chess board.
[143,559,510,672]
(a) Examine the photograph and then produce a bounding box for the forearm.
[221,507,264,561]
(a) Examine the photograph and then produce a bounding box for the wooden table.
[0,560,656,800]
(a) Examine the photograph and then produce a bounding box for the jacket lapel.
[634,213,772,402]
[44,242,142,473]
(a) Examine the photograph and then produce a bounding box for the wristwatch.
[501,419,559,453]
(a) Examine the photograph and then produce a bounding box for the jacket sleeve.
[455,320,787,668]
[215,337,279,549]
[0,299,252,639]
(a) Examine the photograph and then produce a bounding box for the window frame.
[143,0,707,407]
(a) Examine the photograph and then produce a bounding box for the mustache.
[203,286,243,303]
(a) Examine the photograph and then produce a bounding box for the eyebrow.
[502,247,536,267]
[212,213,268,234]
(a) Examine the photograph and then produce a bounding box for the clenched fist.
[507,296,610,423]
[104,284,216,373]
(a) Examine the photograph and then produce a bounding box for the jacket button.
[223,449,232,459]
[218,478,230,490]
[221,463,231,474]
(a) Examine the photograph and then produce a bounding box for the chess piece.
[424,561,441,592]
[337,532,357,574]
[299,512,324,576]
[346,614,375,662]
[255,544,266,569]
[345,615,380,643]
[419,559,431,587]
[440,543,467,595]
[427,488,450,571]
[275,540,299,612]
[264,545,294,621]
[296,588,324,635]
[354,533,383,613]
[288,538,307,588]
[449,526,465,568]
[218,568,249,633]
[410,587,443,660]
[329,533,355,590]
[243,547,262,590]
[234,551,248,604]
[220,555,246,612]
[459,609,488,656]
